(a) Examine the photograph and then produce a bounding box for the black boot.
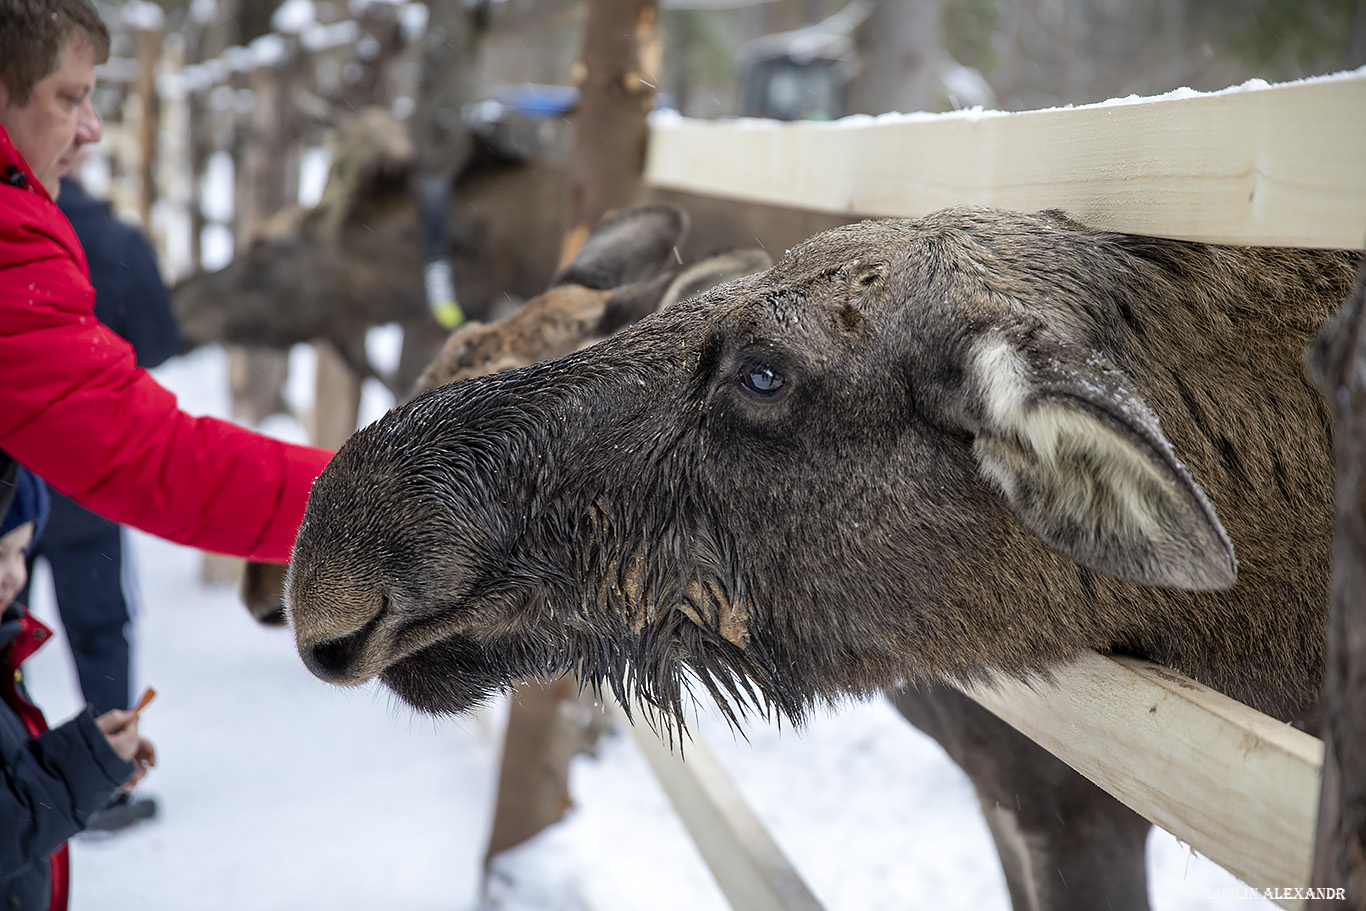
[84,793,158,833]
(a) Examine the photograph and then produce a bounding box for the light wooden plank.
[961,652,1324,910]
[607,699,826,911]
[645,69,1366,250]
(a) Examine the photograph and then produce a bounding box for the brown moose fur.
[409,204,692,397]
[170,107,567,387]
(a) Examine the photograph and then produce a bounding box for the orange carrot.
[131,686,157,716]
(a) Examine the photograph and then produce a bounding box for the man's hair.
[0,0,110,105]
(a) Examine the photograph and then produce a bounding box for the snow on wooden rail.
[961,654,1324,911]
[645,67,1366,250]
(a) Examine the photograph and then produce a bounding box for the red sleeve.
[1,176,333,564]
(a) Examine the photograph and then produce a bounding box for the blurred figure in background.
[19,160,180,832]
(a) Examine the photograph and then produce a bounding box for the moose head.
[286,207,1345,725]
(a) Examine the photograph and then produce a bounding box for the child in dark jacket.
[0,464,155,911]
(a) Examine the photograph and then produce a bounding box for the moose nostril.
[303,629,368,683]
[296,591,390,683]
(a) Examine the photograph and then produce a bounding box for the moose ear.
[967,336,1236,591]
[599,247,775,334]
[552,204,690,291]
[658,247,773,310]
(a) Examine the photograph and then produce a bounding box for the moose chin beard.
[376,608,812,733]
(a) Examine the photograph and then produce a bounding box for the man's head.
[0,0,109,197]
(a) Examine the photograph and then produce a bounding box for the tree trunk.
[1308,254,1366,906]
[559,0,660,265]
[847,0,944,115]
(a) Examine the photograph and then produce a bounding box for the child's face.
[0,523,33,608]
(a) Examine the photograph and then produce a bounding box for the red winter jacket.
[0,125,332,563]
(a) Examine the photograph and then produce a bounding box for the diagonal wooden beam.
[609,698,827,911]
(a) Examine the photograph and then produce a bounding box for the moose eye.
[737,360,789,400]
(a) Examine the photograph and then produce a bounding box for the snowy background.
[17,335,1281,911]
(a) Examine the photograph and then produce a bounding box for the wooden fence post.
[130,19,162,231]
[182,71,210,274]
[1308,254,1366,906]
[203,41,294,586]
[482,675,588,862]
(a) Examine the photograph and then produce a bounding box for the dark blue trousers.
[21,486,134,714]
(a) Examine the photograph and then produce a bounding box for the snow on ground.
[22,343,1274,910]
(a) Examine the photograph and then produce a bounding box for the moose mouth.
[298,581,801,721]
[369,602,806,722]
[298,612,541,715]
[377,632,537,715]
[296,581,546,704]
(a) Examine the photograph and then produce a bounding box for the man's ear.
[967,335,1236,591]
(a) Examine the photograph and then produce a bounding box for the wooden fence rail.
[646,67,1366,251]
[963,654,1324,908]
[607,700,828,911]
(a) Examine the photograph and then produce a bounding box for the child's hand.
[95,709,157,791]
[96,709,140,761]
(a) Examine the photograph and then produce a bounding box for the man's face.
[0,38,102,197]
